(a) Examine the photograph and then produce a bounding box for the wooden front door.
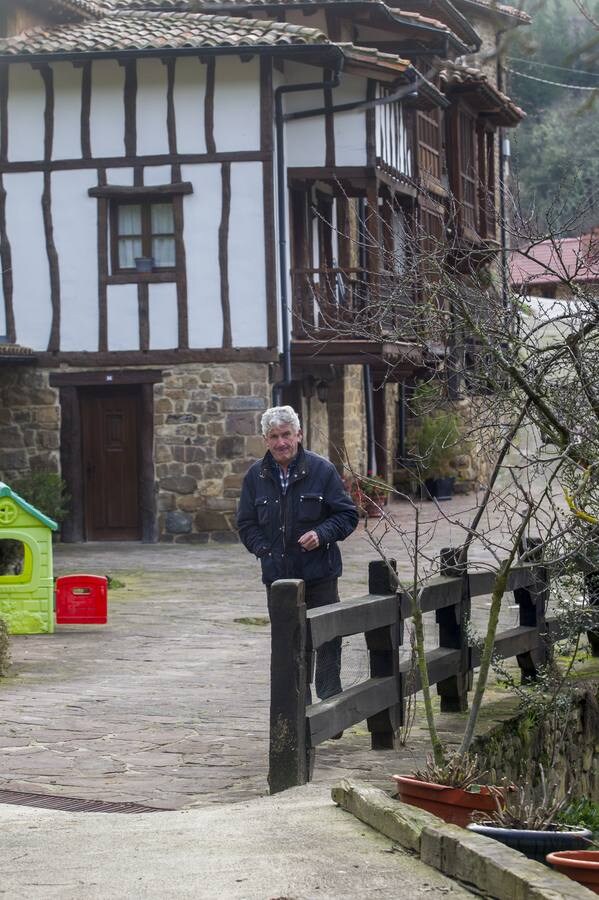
[80,387,142,541]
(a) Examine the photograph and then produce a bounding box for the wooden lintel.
[50,369,163,387]
[89,182,193,198]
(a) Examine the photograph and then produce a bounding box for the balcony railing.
[291,267,415,340]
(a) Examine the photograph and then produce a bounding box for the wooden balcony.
[290,266,422,375]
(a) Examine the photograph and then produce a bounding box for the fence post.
[515,537,550,682]
[436,547,471,712]
[585,571,599,656]
[367,559,401,748]
[268,579,308,794]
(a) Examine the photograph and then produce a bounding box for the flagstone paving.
[0,494,526,810]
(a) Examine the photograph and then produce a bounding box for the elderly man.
[237,405,358,704]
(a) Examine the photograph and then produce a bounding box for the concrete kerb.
[332,779,595,900]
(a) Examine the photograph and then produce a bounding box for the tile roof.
[451,0,530,23]
[439,61,525,122]
[0,11,331,55]
[510,234,599,287]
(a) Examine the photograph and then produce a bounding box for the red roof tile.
[510,234,599,287]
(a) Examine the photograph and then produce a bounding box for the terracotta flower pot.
[546,850,599,893]
[392,775,500,828]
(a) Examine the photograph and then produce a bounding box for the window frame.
[109,197,177,277]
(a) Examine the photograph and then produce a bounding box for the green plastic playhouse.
[0,481,57,634]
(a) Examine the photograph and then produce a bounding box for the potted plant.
[392,753,501,828]
[344,474,391,517]
[467,768,592,863]
[409,411,460,501]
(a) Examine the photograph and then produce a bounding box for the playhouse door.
[80,388,142,540]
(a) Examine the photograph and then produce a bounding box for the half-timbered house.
[0,0,526,542]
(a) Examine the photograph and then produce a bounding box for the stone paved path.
[0,494,524,810]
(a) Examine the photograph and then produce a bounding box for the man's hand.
[298,530,320,551]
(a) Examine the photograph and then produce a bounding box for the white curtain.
[151,203,175,267]
[118,204,142,268]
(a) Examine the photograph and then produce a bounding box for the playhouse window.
[0,539,32,584]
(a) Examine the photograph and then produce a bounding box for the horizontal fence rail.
[268,548,599,794]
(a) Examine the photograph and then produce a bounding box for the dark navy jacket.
[237,446,358,586]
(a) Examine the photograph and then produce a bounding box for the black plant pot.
[467,823,592,865]
[424,476,455,501]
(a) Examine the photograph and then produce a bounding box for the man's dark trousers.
[267,576,342,701]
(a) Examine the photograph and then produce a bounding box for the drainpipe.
[357,196,377,476]
[272,59,344,404]
[496,29,510,312]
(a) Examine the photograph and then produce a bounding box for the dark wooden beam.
[306,676,398,747]
[88,182,193,198]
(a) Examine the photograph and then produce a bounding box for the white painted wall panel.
[4,173,51,350]
[8,65,45,162]
[90,60,125,159]
[107,284,139,350]
[52,63,82,161]
[284,63,326,168]
[334,74,367,167]
[174,57,206,155]
[0,276,6,336]
[137,59,169,157]
[52,170,98,352]
[144,165,172,186]
[229,162,267,347]
[106,168,134,186]
[182,163,222,348]
[149,282,178,349]
[213,57,260,152]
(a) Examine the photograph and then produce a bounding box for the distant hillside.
[506,0,599,235]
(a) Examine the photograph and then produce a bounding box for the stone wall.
[0,367,60,483]
[473,684,599,801]
[155,362,269,543]
[343,365,367,473]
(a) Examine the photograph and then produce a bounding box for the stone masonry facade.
[155,362,270,543]
[0,367,60,483]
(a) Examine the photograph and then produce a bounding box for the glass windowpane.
[119,237,143,269]
[152,237,176,268]
[151,202,174,234]
[118,204,142,236]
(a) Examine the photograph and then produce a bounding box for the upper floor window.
[111,200,176,274]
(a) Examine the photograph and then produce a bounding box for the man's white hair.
[261,405,301,437]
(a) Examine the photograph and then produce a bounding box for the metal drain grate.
[0,789,167,814]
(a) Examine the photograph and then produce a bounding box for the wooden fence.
[268,548,598,794]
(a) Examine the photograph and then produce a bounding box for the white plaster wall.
[90,60,125,159]
[229,162,267,347]
[107,284,139,350]
[4,173,52,350]
[52,63,82,161]
[213,57,261,152]
[136,58,169,157]
[182,163,222,348]
[284,62,326,168]
[52,170,99,352]
[0,275,6,336]
[106,167,134,186]
[8,64,45,163]
[143,165,172,186]
[334,74,367,167]
[174,57,206,155]
[149,282,178,349]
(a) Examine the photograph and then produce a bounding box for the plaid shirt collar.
[272,455,299,494]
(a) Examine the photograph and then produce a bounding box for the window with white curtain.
[111,199,176,273]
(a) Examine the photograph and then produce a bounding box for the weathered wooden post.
[515,537,550,681]
[436,547,471,712]
[366,559,401,748]
[268,579,308,794]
